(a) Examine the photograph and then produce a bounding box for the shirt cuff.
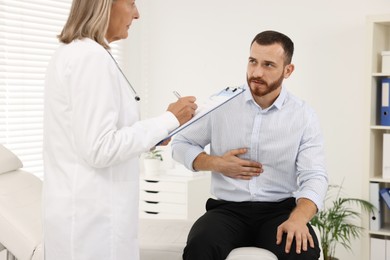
[295,190,324,211]
[184,147,205,171]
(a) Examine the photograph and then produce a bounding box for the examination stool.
[139,218,323,260]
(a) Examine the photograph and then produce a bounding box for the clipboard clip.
[225,86,243,92]
[218,86,244,97]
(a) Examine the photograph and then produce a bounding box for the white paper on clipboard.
[159,86,245,144]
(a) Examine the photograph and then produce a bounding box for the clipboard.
[159,86,246,144]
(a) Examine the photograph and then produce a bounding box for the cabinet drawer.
[140,180,187,192]
[140,190,186,204]
[140,201,187,215]
[139,211,186,219]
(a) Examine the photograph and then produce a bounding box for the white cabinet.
[367,14,390,260]
[139,173,211,220]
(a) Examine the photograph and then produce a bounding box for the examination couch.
[0,144,43,260]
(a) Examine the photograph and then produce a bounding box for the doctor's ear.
[283,64,294,79]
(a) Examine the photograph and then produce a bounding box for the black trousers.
[183,198,320,260]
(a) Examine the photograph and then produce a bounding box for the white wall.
[124,1,390,259]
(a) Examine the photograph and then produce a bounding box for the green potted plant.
[145,149,163,161]
[310,184,375,260]
[143,149,163,176]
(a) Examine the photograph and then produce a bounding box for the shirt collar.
[273,86,287,110]
[104,38,110,48]
[243,82,287,111]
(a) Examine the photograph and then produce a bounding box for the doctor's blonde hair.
[59,0,116,49]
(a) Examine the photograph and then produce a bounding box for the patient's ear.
[283,64,294,79]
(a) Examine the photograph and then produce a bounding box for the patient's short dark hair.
[251,30,294,64]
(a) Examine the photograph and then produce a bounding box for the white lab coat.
[43,38,179,260]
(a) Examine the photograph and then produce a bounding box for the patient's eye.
[263,62,276,68]
[248,58,257,65]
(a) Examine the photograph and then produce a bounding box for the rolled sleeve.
[294,173,328,211]
[171,134,205,171]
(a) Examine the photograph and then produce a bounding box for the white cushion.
[226,247,277,260]
[0,169,43,260]
[0,144,23,174]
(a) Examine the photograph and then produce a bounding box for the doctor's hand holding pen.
[156,96,196,146]
[167,95,198,126]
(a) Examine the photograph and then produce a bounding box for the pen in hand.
[170,90,197,123]
[173,91,181,99]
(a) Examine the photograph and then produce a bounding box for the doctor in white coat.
[43,0,197,259]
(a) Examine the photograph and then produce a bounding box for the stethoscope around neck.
[106,50,140,102]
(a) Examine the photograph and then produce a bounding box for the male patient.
[171,30,328,260]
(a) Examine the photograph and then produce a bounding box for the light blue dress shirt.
[171,83,328,210]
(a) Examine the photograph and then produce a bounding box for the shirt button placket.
[249,111,262,198]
